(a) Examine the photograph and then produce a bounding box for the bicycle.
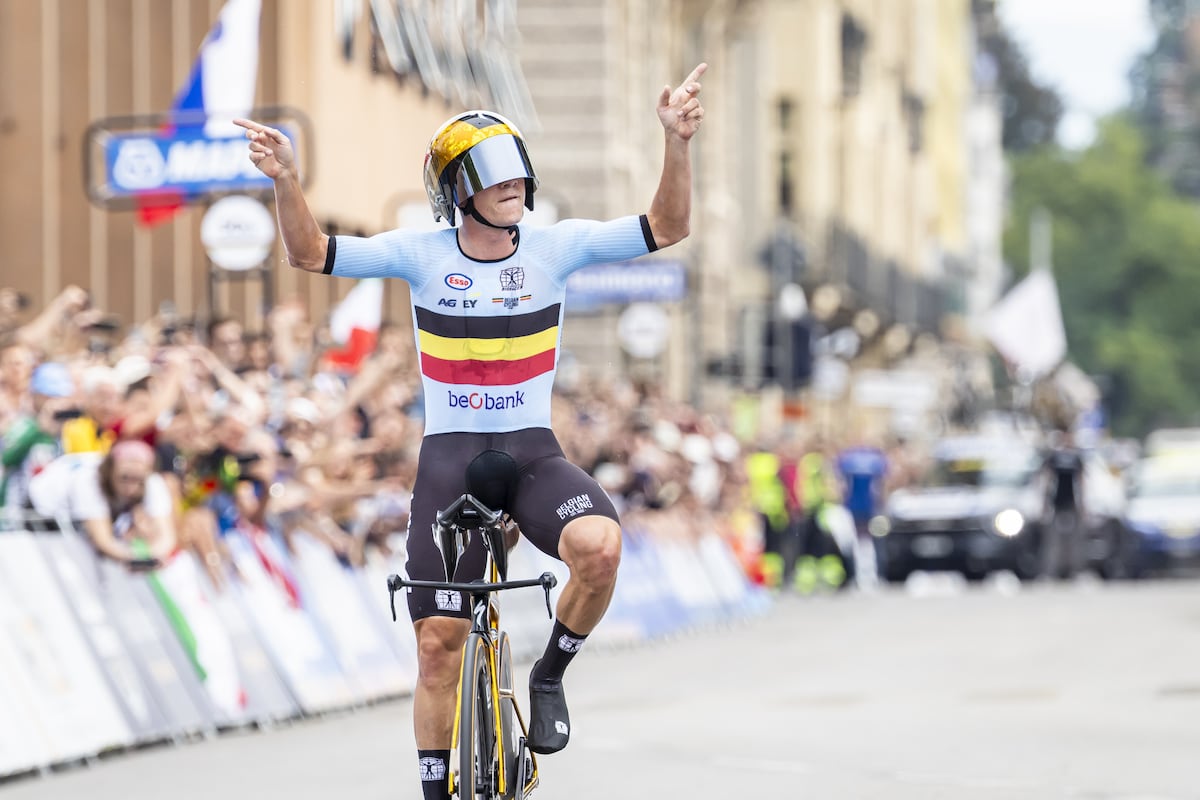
[386,451,557,800]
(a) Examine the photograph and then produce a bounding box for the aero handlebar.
[386,571,558,622]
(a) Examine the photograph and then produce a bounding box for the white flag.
[983,269,1067,379]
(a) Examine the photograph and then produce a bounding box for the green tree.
[1004,117,1200,436]
[975,5,1063,152]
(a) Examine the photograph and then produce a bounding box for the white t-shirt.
[30,454,172,535]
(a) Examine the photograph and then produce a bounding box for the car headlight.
[868,515,891,537]
[993,509,1024,538]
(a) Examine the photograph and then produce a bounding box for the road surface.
[6,576,1199,799]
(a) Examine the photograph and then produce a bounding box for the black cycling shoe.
[527,661,571,755]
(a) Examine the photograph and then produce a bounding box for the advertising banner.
[695,534,765,614]
[0,534,133,764]
[565,260,687,311]
[609,530,690,638]
[89,555,218,736]
[194,571,301,725]
[358,548,419,690]
[656,538,726,626]
[288,531,412,701]
[37,534,175,743]
[149,551,253,725]
[224,526,355,713]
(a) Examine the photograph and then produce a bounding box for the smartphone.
[127,557,161,571]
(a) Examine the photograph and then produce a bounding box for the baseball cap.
[30,362,75,398]
[114,355,152,388]
[30,364,75,398]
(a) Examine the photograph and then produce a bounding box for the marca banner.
[104,130,278,198]
[0,534,133,764]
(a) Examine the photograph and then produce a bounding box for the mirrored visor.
[456,134,538,200]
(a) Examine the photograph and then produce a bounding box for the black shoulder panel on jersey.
[639,214,659,252]
[322,235,337,275]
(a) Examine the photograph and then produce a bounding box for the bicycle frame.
[387,492,555,799]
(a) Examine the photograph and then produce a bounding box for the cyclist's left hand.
[657,62,707,141]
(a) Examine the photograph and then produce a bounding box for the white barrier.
[0,534,133,768]
[0,524,767,779]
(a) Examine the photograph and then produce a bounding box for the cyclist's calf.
[559,516,621,592]
[415,617,471,689]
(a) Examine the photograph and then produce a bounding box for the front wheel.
[497,632,520,799]
[458,634,496,800]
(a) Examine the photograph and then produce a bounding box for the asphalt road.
[7,575,1200,800]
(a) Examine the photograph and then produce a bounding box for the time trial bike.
[387,450,556,800]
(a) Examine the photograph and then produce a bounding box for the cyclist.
[236,62,706,800]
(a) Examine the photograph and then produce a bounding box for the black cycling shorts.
[403,427,619,622]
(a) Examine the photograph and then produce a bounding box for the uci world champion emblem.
[499,266,524,291]
[499,265,524,308]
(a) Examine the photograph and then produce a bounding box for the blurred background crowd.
[1,283,953,594]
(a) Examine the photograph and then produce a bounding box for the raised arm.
[646,62,707,250]
[233,118,329,273]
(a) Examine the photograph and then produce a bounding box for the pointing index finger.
[684,62,708,87]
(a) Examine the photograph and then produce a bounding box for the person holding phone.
[30,440,176,570]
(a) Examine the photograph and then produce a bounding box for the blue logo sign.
[566,260,687,310]
[444,273,473,290]
[103,127,295,197]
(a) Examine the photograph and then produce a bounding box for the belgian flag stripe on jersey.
[420,349,557,386]
[415,304,561,386]
[418,327,559,362]
[414,304,560,340]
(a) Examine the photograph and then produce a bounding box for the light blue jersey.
[328,215,656,435]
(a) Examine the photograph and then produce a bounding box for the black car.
[872,436,1046,582]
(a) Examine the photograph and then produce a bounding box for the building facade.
[1,0,1000,434]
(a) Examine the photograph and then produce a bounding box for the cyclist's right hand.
[233,118,295,179]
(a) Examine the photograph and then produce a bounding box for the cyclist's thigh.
[405,433,489,622]
[508,450,619,561]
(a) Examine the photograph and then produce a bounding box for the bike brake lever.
[387,575,399,622]
[540,571,557,619]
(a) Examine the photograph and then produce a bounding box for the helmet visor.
[455,134,538,202]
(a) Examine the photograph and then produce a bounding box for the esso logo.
[445,273,473,290]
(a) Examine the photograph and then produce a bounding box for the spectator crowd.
[0,285,926,593]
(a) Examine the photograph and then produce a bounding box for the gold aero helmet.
[423,110,538,226]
